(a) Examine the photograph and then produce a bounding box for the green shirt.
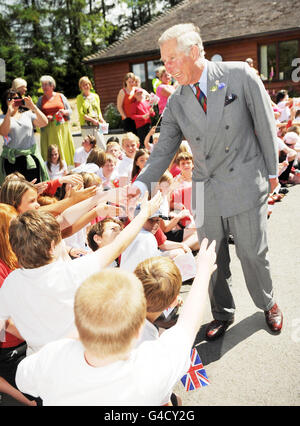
[76,93,102,127]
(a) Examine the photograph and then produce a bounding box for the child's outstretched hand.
[101,186,128,205]
[69,185,97,203]
[95,203,122,218]
[195,238,217,277]
[140,191,163,218]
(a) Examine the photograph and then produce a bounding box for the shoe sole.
[205,320,234,341]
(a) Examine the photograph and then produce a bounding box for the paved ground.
[174,183,300,406]
[1,132,300,406]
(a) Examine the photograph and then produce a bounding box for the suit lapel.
[180,84,207,121]
[179,84,207,134]
[175,62,229,154]
[206,61,229,152]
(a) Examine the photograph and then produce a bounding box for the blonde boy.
[15,239,216,406]
[135,256,182,338]
[134,256,182,405]
[106,141,122,161]
[98,152,118,189]
[115,133,140,182]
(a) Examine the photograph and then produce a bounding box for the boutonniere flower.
[210,80,226,92]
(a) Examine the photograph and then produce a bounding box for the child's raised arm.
[144,126,156,151]
[177,238,217,345]
[96,191,162,269]
[39,185,97,218]
[57,187,127,230]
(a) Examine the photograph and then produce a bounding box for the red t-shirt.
[154,227,167,246]
[0,259,24,348]
[44,178,62,196]
[123,89,135,117]
[171,184,192,227]
[130,100,155,128]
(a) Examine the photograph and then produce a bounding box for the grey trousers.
[197,203,275,320]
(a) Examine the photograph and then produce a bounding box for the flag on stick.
[181,348,210,391]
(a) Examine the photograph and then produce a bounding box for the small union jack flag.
[181,348,210,391]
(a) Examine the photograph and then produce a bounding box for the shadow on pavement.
[194,311,275,366]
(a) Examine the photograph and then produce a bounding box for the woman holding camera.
[0,89,49,184]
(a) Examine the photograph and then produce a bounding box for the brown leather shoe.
[205,318,234,341]
[264,303,283,332]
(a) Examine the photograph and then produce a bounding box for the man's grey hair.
[158,23,205,58]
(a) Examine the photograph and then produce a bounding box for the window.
[259,40,299,81]
[260,43,276,81]
[279,40,299,81]
[132,63,145,84]
[131,59,162,92]
[211,54,223,62]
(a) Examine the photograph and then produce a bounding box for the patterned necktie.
[194,82,207,114]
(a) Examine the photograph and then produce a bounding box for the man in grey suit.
[129,23,283,339]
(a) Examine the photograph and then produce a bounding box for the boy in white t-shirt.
[98,152,118,189]
[15,238,216,406]
[73,135,96,167]
[115,132,139,184]
[0,192,162,355]
[134,256,183,405]
[87,217,124,267]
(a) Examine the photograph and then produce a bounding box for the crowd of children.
[267,90,300,217]
[0,105,220,405]
[0,77,299,406]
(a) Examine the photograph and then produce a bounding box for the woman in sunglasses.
[0,89,49,184]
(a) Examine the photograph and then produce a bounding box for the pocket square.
[224,94,237,106]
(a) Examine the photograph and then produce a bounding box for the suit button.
[225,125,230,129]
[210,173,215,178]
[205,154,210,160]
[229,167,234,172]
[225,147,229,152]
[196,137,200,141]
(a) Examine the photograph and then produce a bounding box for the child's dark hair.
[107,136,120,144]
[87,218,124,251]
[131,149,149,180]
[276,90,288,104]
[1,89,19,114]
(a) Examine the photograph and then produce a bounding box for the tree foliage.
[0,0,183,98]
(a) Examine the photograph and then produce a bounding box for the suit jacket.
[137,60,278,218]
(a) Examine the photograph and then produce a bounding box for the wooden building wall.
[92,61,130,113]
[205,31,300,99]
[92,31,300,112]
[205,39,258,68]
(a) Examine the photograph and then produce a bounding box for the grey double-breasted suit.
[137,60,278,319]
